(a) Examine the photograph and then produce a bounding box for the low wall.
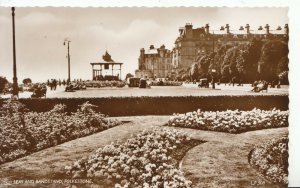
[0,95,289,116]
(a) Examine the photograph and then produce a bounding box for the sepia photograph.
[0,5,291,188]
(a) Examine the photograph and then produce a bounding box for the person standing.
[50,79,53,90]
[53,79,57,90]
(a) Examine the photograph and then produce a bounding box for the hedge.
[0,95,288,116]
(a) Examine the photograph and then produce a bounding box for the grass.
[179,127,288,188]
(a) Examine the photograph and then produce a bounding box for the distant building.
[135,44,172,79]
[135,23,288,78]
[172,23,289,71]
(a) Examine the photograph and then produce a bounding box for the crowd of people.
[1,76,285,99]
[251,80,281,92]
[46,79,69,90]
[179,77,282,93]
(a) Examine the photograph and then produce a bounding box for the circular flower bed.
[0,100,121,164]
[249,136,288,185]
[65,128,202,188]
[167,108,288,133]
[150,81,183,86]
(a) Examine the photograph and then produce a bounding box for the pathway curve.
[179,127,288,188]
[0,116,169,187]
[0,116,288,188]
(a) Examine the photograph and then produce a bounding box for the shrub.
[0,100,121,164]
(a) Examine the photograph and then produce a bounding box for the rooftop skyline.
[0,7,288,82]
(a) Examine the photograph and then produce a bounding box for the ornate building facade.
[135,23,288,79]
[172,23,289,71]
[135,45,172,79]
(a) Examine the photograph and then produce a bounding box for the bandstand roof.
[90,62,123,65]
[91,50,123,65]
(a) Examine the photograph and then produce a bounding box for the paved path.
[0,116,288,188]
[179,127,288,188]
[0,84,288,99]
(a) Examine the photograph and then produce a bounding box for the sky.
[0,7,288,82]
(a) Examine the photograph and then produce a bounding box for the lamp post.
[63,39,71,83]
[212,69,216,89]
[211,31,216,89]
[11,7,19,98]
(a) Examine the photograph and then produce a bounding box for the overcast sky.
[0,7,288,82]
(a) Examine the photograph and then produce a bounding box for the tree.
[258,40,288,82]
[277,55,289,75]
[189,63,199,81]
[198,55,211,79]
[181,74,189,81]
[0,76,8,93]
[243,38,263,82]
[221,65,230,83]
[278,71,289,85]
[277,55,289,84]
[125,73,134,80]
[23,78,32,85]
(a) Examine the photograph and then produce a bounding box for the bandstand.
[90,51,123,80]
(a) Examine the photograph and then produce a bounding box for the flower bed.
[249,137,288,185]
[167,109,288,133]
[150,81,183,86]
[65,128,202,188]
[0,100,121,164]
[84,81,126,88]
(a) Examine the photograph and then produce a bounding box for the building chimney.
[225,24,230,34]
[139,48,145,70]
[205,23,210,34]
[179,27,184,35]
[185,23,193,39]
[185,23,193,29]
[150,45,155,50]
[265,24,270,34]
[284,24,289,35]
[245,24,250,34]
